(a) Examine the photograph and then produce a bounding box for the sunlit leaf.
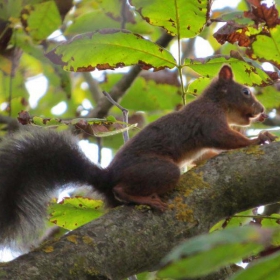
[0,71,29,117]
[21,1,61,41]
[248,26,280,68]
[0,0,23,20]
[46,29,177,72]
[256,86,280,110]
[210,210,254,232]
[129,0,210,38]
[66,9,153,36]
[184,56,272,86]
[186,77,210,99]
[65,11,118,34]
[48,197,104,230]
[101,73,181,111]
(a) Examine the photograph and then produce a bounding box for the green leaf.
[231,251,280,280]
[261,214,280,246]
[0,0,23,20]
[95,123,138,137]
[159,227,273,279]
[66,9,153,36]
[184,56,272,86]
[21,1,61,41]
[33,116,44,125]
[249,25,280,68]
[46,29,177,72]
[65,11,118,35]
[121,78,181,111]
[186,77,211,99]
[0,70,29,117]
[70,118,107,125]
[106,115,117,122]
[101,73,181,111]
[261,214,280,228]
[44,118,62,126]
[215,11,254,26]
[130,0,210,38]
[210,210,254,232]
[256,86,280,110]
[48,197,104,230]
[0,55,12,74]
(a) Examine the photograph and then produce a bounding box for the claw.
[257,113,268,122]
[258,131,277,144]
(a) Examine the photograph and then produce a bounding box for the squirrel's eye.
[242,88,251,96]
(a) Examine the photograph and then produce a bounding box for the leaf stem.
[175,5,186,105]
[102,91,129,143]
[178,64,185,105]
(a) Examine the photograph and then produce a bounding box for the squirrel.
[0,65,276,249]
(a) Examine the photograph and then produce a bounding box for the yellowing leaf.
[66,235,79,244]
[249,26,280,68]
[21,1,61,41]
[43,246,54,253]
[48,197,104,230]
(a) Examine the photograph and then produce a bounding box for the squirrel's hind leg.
[112,158,180,211]
[113,185,168,211]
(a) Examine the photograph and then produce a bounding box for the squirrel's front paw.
[257,113,268,122]
[258,131,277,144]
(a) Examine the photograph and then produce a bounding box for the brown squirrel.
[0,65,276,248]
[108,65,276,210]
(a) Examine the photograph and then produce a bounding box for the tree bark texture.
[1,142,280,279]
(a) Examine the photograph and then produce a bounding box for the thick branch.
[1,143,280,279]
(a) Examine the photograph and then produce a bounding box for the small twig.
[121,0,127,29]
[96,137,102,164]
[102,91,129,143]
[8,51,16,117]
[8,31,19,117]
[234,215,280,220]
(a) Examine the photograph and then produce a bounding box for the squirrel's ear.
[218,65,233,81]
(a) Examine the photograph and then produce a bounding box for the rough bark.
[1,142,280,280]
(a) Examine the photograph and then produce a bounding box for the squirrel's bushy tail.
[0,128,107,249]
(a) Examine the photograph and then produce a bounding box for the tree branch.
[2,143,280,279]
[82,72,103,103]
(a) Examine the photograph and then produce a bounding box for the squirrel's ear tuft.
[219,65,233,81]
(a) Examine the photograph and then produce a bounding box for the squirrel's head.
[212,65,266,126]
